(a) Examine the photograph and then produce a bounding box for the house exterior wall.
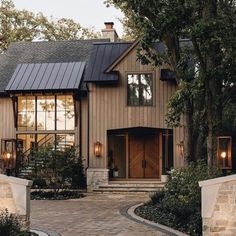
[0,97,15,154]
[87,47,185,188]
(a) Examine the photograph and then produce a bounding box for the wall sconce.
[217,136,232,170]
[94,141,102,157]
[177,141,184,158]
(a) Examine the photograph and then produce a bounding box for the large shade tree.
[0,0,100,53]
[107,0,236,165]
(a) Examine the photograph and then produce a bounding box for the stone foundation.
[87,168,109,192]
[0,174,32,230]
[199,175,236,236]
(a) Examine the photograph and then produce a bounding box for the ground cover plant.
[31,190,84,200]
[135,160,221,236]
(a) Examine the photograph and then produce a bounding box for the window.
[127,73,153,106]
[17,95,75,131]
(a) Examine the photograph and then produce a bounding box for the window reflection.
[56,96,74,130]
[17,133,74,153]
[127,74,153,106]
[18,97,35,131]
[17,95,74,131]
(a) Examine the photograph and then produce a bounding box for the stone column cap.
[199,174,236,187]
[0,174,33,187]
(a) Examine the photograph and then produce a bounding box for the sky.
[12,0,124,36]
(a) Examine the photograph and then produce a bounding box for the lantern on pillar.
[217,136,232,170]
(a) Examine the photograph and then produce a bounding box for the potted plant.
[161,169,169,182]
[113,166,119,177]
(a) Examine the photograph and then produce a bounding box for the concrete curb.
[31,228,61,236]
[125,203,189,236]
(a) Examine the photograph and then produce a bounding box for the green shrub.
[137,160,221,236]
[32,177,47,189]
[0,209,37,236]
[31,145,86,191]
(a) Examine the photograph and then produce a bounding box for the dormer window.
[127,73,153,106]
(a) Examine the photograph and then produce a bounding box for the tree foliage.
[0,0,100,53]
[107,0,236,163]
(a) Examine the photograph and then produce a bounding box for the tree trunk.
[203,0,222,166]
[184,100,194,162]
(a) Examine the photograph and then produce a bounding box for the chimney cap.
[104,22,114,29]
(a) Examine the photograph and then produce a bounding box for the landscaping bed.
[31,190,85,200]
[134,161,221,236]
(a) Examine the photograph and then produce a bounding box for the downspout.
[86,83,90,169]
[79,99,82,158]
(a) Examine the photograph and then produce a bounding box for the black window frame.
[127,73,153,106]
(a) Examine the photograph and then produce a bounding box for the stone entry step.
[94,181,165,193]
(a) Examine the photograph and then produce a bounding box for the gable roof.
[6,62,86,93]
[0,39,108,95]
[84,42,132,83]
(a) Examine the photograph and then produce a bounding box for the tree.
[106,0,236,165]
[0,0,100,53]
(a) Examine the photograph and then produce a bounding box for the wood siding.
[88,47,185,169]
[0,98,15,154]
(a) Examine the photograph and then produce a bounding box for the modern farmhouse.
[0,23,186,191]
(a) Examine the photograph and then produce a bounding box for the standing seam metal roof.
[84,42,132,82]
[6,62,86,92]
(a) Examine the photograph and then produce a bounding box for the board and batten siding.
[88,46,185,169]
[0,98,15,154]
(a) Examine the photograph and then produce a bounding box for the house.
[0,23,185,192]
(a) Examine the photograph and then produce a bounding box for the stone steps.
[94,181,165,193]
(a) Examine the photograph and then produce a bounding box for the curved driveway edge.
[31,193,167,235]
[125,203,189,236]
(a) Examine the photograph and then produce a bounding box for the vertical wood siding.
[0,98,15,154]
[88,47,185,168]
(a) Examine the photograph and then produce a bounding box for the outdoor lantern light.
[94,141,102,157]
[217,136,232,170]
[3,151,12,176]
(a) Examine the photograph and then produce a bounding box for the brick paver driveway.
[31,193,166,236]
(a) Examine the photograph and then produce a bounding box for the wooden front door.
[129,133,159,178]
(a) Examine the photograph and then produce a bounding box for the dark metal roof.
[84,42,132,82]
[0,39,108,95]
[6,62,86,92]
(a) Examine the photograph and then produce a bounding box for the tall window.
[127,73,153,106]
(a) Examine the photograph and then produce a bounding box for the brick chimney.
[101,22,119,42]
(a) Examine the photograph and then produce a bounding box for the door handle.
[142,160,147,168]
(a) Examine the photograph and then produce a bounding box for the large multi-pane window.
[17,95,75,151]
[127,73,153,106]
[17,95,75,131]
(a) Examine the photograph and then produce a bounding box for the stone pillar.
[87,168,109,192]
[199,174,236,235]
[0,174,32,230]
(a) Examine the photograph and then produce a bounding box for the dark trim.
[86,83,90,168]
[79,99,82,157]
[73,95,78,127]
[11,96,17,129]
[0,92,10,97]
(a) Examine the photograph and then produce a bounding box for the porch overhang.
[5,62,86,94]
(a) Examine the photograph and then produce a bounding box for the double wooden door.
[129,133,159,178]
